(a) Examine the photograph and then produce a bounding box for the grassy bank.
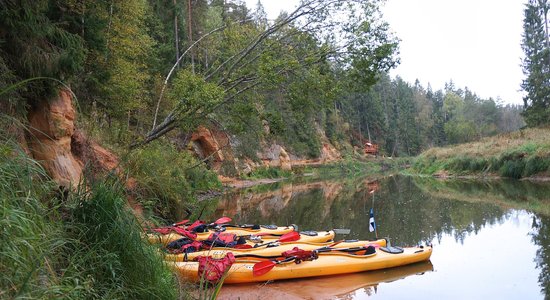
[302,156,412,179]
[412,127,550,179]
[0,142,179,299]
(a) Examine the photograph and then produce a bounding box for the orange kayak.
[170,245,432,283]
[164,238,388,262]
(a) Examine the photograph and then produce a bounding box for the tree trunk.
[174,0,180,68]
[187,0,195,74]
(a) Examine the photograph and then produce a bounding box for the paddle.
[251,231,300,248]
[252,245,375,276]
[210,216,232,226]
[172,216,232,227]
[253,257,296,276]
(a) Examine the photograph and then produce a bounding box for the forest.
[0,0,525,161]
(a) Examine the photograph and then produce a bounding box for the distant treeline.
[338,74,525,157]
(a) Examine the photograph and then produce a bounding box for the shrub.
[499,160,525,179]
[246,166,291,179]
[126,141,220,220]
[524,156,550,177]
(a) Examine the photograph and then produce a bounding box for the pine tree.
[521,0,550,126]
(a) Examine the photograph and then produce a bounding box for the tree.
[521,0,550,126]
[135,0,399,148]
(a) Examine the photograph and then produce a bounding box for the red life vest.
[197,253,236,283]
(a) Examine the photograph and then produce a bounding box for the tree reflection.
[208,175,550,297]
[531,214,550,296]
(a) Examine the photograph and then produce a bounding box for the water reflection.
[207,175,550,298]
[218,261,433,300]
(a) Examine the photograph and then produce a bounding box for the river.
[203,175,550,299]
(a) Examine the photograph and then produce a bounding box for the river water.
[204,175,550,299]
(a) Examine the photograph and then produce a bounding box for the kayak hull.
[170,245,432,283]
[164,238,388,262]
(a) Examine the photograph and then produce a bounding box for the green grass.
[0,141,180,299]
[412,127,550,179]
[244,166,292,179]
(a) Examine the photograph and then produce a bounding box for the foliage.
[0,140,178,299]
[521,0,550,127]
[246,166,292,179]
[0,0,86,102]
[0,142,63,298]
[65,179,177,299]
[167,68,225,131]
[126,141,221,220]
[341,73,524,157]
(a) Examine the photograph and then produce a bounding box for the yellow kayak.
[149,230,335,246]
[146,225,298,245]
[164,238,388,262]
[170,245,432,283]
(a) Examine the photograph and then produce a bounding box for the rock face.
[320,142,341,162]
[71,129,120,176]
[26,89,120,189]
[191,126,225,162]
[188,125,343,176]
[27,89,83,188]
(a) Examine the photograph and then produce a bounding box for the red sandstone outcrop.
[27,89,83,188]
[26,88,121,189]
[320,142,341,162]
[71,129,120,176]
[258,143,293,170]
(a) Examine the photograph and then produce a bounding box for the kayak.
[149,230,335,246]
[164,238,388,262]
[218,261,433,299]
[146,225,298,245]
[170,245,432,283]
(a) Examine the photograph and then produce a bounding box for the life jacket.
[166,238,204,254]
[166,237,193,250]
[281,247,318,263]
[197,252,235,283]
[203,232,245,248]
[187,220,206,232]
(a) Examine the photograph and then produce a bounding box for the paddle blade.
[253,260,276,276]
[173,219,190,226]
[233,244,253,249]
[278,231,300,242]
[214,217,232,225]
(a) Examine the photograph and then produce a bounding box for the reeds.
[0,141,179,299]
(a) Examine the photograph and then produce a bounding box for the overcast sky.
[245,0,526,105]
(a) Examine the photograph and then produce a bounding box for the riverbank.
[411,127,550,180]
[219,157,411,189]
